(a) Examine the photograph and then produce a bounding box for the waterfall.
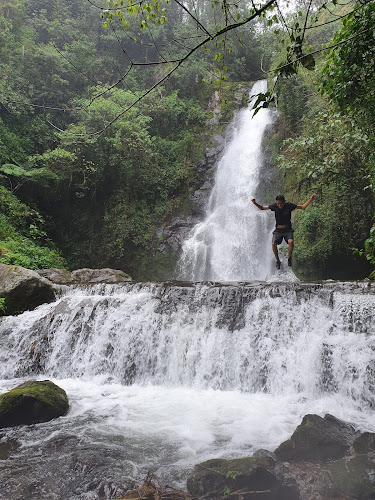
[1,282,374,400]
[1,282,375,498]
[1,80,374,499]
[177,80,275,281]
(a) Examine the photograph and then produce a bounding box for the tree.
[3,0,373,134]
[320,3,375,128]
[319,3,375,276]
[73,0,375,130]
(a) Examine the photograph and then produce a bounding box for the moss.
[0,380,69,428]
[329,456,375,498]
[196,456,256,478]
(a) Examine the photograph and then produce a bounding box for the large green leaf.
[0,164,28,177]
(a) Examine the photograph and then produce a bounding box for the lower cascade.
[0,281,375,498]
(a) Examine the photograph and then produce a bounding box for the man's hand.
[297,193,317,210]
[252,199,269,210]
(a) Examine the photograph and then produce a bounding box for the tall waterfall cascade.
[177,80,275,281]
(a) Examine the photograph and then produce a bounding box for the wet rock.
[0,438,21,459]
[287,461,338,500]
[328,454,375,499]
[37,268,132,284]
[187,451,300,500]
[0,380,69,428]
[0,264,56,316]
[274,414,358,462]
[353,431,375,454]
[70,268,131,283]
[156,216,201,253]
[190,180,213,217]
[36,268,73,284]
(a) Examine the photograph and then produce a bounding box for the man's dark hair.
[276,195,285,201]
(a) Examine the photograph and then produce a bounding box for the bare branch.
[172,0,212,37]
[271,26,372,74]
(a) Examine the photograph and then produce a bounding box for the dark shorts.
[272,228,294,245]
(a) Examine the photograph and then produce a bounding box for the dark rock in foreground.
[0,380,69,428]
[274,413,358,462]
[188,414,375,500]
[0,264,56,315]
[187,450,300,500]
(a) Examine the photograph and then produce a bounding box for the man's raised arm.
[251,198,269,210]
[296,193,317,210]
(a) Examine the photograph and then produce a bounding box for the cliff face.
[154,133,226,267]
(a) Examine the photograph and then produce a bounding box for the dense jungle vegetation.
[0,0,374,279]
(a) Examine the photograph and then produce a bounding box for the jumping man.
[251,193,317,269]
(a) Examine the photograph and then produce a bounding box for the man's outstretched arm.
[251,199,269,210]
[296,193,317,210]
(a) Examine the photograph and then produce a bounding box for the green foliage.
[320,4,375,128]
[0,298,6,313]
[0,237,65,270]
[278,98,374,273]
[364,225,375,279]
[0,186,66,270]
[318,3,375,277]
[275,74,308,133]
[226,470,240,480]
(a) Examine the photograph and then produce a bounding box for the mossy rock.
[275,414,357,462]
[329,455,375,499]
[187,451,300,500]
[0,380,69,428]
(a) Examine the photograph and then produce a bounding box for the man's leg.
[287,238,294,266]
[272,242,281,269]
[272,231,282,268]
[272,242,279,260]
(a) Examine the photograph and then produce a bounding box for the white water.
[0,282,375,498]
[177,80,276,281]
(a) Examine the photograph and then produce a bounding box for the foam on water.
[1,376,374,491]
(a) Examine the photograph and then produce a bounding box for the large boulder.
[274,414,358,462]
[187,450,300,500]
[37,268,132,284]
[0,264,56,316]
[0,380,69,428]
